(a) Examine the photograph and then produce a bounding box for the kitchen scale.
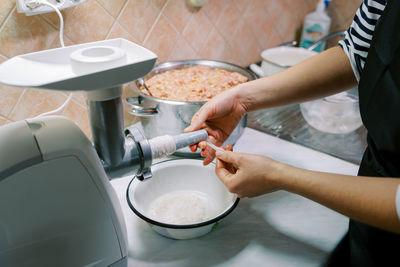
[0,39,208,267]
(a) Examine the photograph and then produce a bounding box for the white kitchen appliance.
[0,39,208,266]
[0,116,128,267]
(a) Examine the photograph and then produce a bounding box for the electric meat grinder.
[0,39,208,267]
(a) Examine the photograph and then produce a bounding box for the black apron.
[325,0,400,266]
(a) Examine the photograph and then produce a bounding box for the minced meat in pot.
[140,66,248,102]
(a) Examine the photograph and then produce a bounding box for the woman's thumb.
[216,150,240,166]
[184,112,204,132]
[185,105,214,132]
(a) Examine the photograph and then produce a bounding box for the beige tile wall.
[0,0,361,137]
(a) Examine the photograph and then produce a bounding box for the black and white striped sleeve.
[338,0,387,81]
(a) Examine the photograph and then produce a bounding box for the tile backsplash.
[0,0,361,137]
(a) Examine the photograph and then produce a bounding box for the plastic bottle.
[300,0,331,52]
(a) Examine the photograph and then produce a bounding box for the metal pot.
[125,60,257,155]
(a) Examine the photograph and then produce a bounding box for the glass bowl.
[300,89,363,134]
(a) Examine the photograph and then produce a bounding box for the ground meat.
[140,65,248,102]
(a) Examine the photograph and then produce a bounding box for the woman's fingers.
[216,158,234,184]
[189,144,197,152]
[203,148,216,165]
[198,140,207,150]
[200,138,216,165]
[215,150,241,167]
[220,144,236,173]
[184,105,211,132]
[225,144,233,152]
[216,153,236,174]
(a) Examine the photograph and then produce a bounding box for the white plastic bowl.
[126,159,239,239]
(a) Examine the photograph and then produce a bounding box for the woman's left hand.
[215,149,283,198]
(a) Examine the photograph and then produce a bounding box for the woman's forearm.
[277,164,400,233]
[237,46,358,112]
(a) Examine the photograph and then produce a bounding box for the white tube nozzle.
[148,130,208,159]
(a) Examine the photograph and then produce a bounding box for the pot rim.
[260,46,318,69]
[126,158,240,229]
[133,88,207,105]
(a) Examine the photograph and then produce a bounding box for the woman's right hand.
[184,85,248,165]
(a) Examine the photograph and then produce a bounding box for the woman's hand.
[215,150,283,198]
[184,86,248,165]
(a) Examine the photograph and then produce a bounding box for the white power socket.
[16,0,88,16]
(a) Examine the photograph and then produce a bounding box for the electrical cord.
[25,0,74,119]
[26,0,65,47]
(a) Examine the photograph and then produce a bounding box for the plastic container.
[300,0,331,52]
[300,89,363,134]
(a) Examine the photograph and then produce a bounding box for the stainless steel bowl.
[126,60,257,155]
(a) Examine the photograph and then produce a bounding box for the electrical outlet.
[16,0,88,16]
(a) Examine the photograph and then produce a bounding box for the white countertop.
[111,127,359,267]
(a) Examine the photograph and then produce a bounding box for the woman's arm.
[282,164,400,233]
[236,46,358,112]
[186,46,358,163]
[215,151,400,234]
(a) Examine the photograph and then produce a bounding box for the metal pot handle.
[274,31,346,51]
[278,40,298,47]
[249,64,265,77]
[126,97,158,117]
[307,31,346,51]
